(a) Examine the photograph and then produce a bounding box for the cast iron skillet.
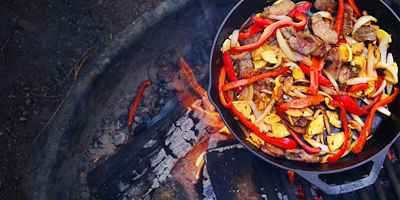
[208,0,400,195]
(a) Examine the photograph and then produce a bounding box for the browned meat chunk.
[261,143,285,157]
[282,114,309,134]
[324,47,342,80]
[280,27,316,56]
[260,0,296,17]
[311,39,331,57]
[314,0,337,11]
[337,64,358,88]
[341,3,355,36]
[285,149,321,163]
[239,32,262,45]
[353,24,377,42]
[235,53,254,79]
[311,14,338,44]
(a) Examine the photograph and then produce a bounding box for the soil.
[0,0,162,199]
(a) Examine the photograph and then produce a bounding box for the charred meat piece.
[337,64,358,88]
[239,32,262,45]
[311,39,331,57]
[260,0,296,17]
[235,53,254,79]
[353,24,377,42]
[314,0,337,11]
[341,3,355,36]
[311,14,338,44]
[261,143,285,157]
[324,47,342,80]
[282,114,309,134]
[280,27,316,56]
[285,149,321,163]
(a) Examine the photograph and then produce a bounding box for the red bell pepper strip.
[238,23,264,40]
[334,0,344,39]
[128,80,152,127]
[251,15,275,27]
[348,83,369,93]
[361,93,382,111]
[327,100,349,162]
[332,95,368,116]
[287,2,312,17]
[352,88,399,153]
[278,94,325,112]
[368,76,383,98]
[230,103,297,150]
[222,67,289,91]
[347,0,361,17]
[222,51,242,93]
[299,62,332,87]
[277,107,321,154]
[218,66,233,108]
[231,12,308,52]
[337,38,347,44]
[308,58,324,95]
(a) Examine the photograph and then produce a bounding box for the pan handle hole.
[318,161,373,185]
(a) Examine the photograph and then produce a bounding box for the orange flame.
[195,152,205,180]
[287,170,295,185]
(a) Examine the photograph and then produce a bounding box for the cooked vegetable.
[218,0,398,163]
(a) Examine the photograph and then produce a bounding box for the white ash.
[143,139,156,148]
[202,164,217,200]
[150,148,167,168]
[207,143,244,153]
[112,132,126,146]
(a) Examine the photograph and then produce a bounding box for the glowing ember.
[287,170,295,185]
[195,152,205,180]
[93,157,100,164]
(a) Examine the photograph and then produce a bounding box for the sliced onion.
[260,89,273,94]
[371,79,386,98]
[346,77,375,85]
[348,120,363,132]
[323,112,331,135]
[352,15,378,35]
[248,84,254,101]
[231,29,239,48]
[361,98,391,116]
[313,11,333,20]
[230,51,250,60]
[323,69,340,92]
[320,85,339,95]
[298,32,318,43]
[256,98,275,123]
[367,44,376,78]
[379,37,389,63]
[265,49,283,69]
[386,83,393,95]
[249,100,261,119]
[387,53,394,65]
[304,137,330,152]
[350,114,364,127]
[345,36,358,46]
[292,89,307,98]
[318,91,333,100]
[276,28,297,61]
[300,56,313,66]
[268,15,292,21]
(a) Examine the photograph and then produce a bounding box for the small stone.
[112,132,126,145]
[19,116,27,121]
[134,116,141,123]
[22,110,30,117]
[25,99,32,106]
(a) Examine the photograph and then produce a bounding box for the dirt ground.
[0,0,163,199]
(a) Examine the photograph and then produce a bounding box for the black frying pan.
[208,0,400,194]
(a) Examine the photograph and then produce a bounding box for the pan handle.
[293,143,393,195]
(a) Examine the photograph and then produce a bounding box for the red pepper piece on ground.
[128,80,152,127]
[348,83,369,93]
[352,88,399,153]
[299,62,332,87]
[287,2,312,17]
[332,94,368,116]
[230,103,297,150]
[327,100,349,162]
[231,12,308,52]
[347,0,361,17]
[222,67,289,91]
[222,51,242,93]
[277,107,321,154]
[278,94,325,112]
[238,23,264,40]
[334,0,344,39]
